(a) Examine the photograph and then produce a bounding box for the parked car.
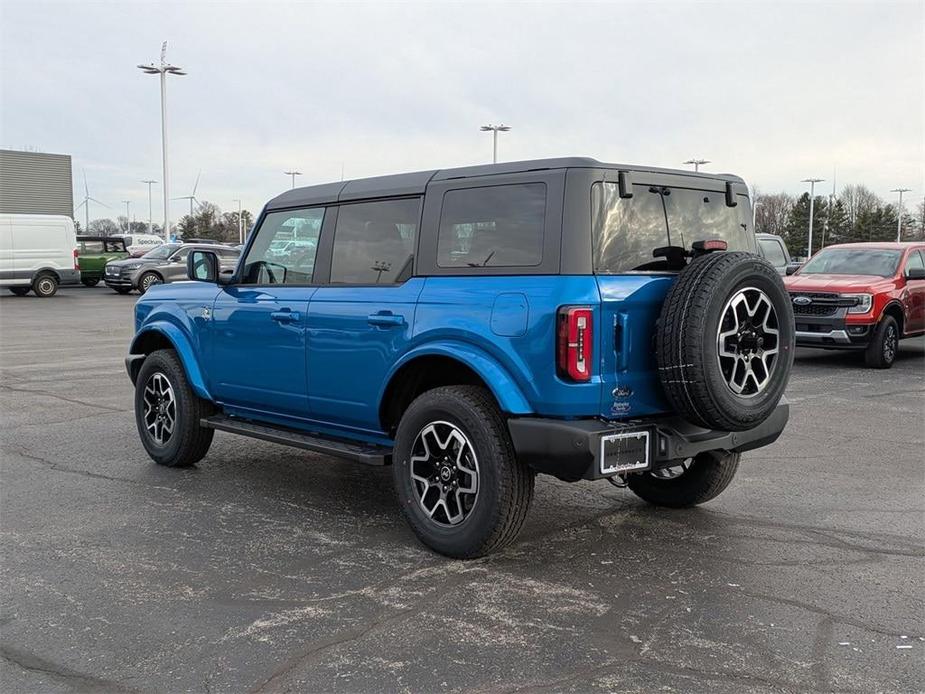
[104,243,240,294]
[1,213,80,297]
[756,232,801,275]
[76,236,129,287]
[116,233,165,257]
[125,157,793,558]
[784,242,925,368]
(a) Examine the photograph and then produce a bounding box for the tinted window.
[241,207,324,284]
[798,248,901,277]
[437,183,546,268]
[592,183,752,273]
[215,247,240,259]
[80,240,104,253]
[759,238,787,266]
[330,198,420,284]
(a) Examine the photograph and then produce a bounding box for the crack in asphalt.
[0,644,135,692]
[1,446,178,491]
[0,383,124,413]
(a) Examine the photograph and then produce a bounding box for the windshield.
[798,248,901,277]
[592,183,752,273]
[141,244,178,260]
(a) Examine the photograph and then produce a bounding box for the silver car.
[104,243,241,294]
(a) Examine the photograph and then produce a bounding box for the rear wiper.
[466,251,495,267]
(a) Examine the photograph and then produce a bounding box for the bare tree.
[839,184,880,225]
[754,193,794,236]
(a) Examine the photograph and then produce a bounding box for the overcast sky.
[1,0,922,225]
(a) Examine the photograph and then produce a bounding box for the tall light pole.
[480,124,511,164]
[122,201,132,232]
[141,180,157,236]
[802,178,824,258]
[233,199,243,244]
[891,188,911,242]
[683,158,710,172]
[138,42,186,240]
[284,170,302,189]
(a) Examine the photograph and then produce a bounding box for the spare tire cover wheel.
[656,252,794,432]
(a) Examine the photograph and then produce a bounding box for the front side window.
[330,198,420,284]
[592,183,752,273]
[905,250,924,273]
[437,183,546,268]
[759,238,787,266]
[240,207,324,284]
[798,248,901,278]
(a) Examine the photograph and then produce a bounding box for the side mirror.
[907,267,925,280]
[187,250,220,283]
[785,263,801,276]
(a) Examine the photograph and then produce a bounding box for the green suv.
[77,236,129,287]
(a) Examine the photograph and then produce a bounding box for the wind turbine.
[173,170,202,218]
[75,171,110,233]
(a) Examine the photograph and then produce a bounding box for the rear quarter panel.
[413,276,603,417]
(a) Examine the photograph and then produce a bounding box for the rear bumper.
[508,401,790,482]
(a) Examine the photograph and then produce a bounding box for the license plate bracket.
[600,430,650,475]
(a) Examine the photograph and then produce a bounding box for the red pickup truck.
[784,242,925,368]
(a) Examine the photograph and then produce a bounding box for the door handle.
[367,312,406,327]
[271,310,300,323]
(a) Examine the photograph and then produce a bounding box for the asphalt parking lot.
[1,286,923,693]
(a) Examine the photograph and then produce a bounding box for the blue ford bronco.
[127,158,794,558]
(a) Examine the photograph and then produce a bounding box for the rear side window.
[104,240,126,252]
[80,240,104,253]
[592,182,751,273]
[437,183,546,268]
[759,238,787,266]
[330,198,420,284]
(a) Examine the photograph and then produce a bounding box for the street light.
[891,188,911,241]
[284,170,302,189]
[138,41,186,239]
[121,201,132,232]
[480,124,511,164]
[141,180,157,236]
[802,178,824,257]
[683,158,710,172]
[233,199,243,244]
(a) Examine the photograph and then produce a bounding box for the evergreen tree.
[783,193,828,258]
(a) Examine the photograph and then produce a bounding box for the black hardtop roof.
[265,157,747,210]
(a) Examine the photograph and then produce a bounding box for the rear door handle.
[367,312,406,327]
[271,310,300,323]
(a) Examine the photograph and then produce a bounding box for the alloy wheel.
[717,287,780,397]
[409,421,479,526]
[142,372,176,446]
[883,325,897,363]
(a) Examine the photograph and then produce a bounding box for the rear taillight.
[557,307,593,382]
[73,248,80,270]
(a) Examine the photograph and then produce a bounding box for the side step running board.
[200,415,391,466]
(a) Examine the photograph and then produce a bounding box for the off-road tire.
[32,273,58,298]
[656,252,794,431]
[134,349,215,467]
[8,287,30,296]
[392,385,535,559]
[627,451,740,508]
[81,278,100,287]
[137,272,162,294]
[113,287,133,295]
[864,315,898,369]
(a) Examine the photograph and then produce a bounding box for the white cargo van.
[0,214,80,297]
[117,233,165,257]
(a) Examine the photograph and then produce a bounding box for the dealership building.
[0,149,74,217]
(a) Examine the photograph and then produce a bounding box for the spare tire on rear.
[656,251,794,432]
